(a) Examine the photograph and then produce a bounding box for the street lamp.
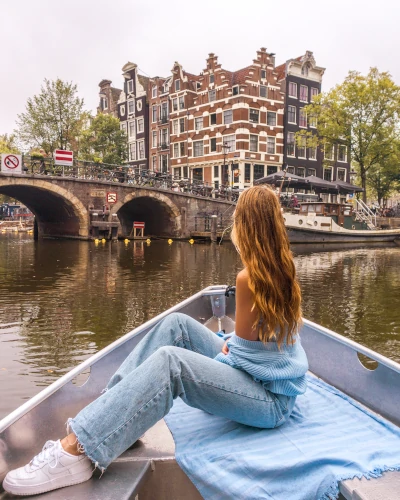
[221,142,231,187]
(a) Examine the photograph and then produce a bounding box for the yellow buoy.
[146,238,151,244]
[94,238,99,243]
[124,239,129,244]
[101,238,106,243]
[168,239,173,244]
[189,239,194,244]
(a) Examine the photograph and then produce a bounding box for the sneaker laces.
[27,440,60,472]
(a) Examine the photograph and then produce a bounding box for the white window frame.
[249,134,258,152]
[209,90,216,102]
[267,136,275,155]
[137,117,144,134]
[152,105,157,123]
[128,120,135,138]
[173,143,180,158]
[232,85,239,96]
[179,118,185,133]
[299,108,307,128]
[224,109,233,124]
[138,140,145,159]
[129,142,136,161]
[152,155,157,170]
[299,85,308,103]
[175,79,180,91]
[287,132,295,157]
[309,147,317,160]
[127,80,134,94]
[261,69,267,80]
[311,87,319,100]
[288,105,297,124]
[210,137,217,152]
[224,134,236,152]
[152,86,157,98]
[308,168,316,176]
[325,144,334,161]
[193,140,204,157]
[209,73,215,85]
[338,145,347,162]
[267,112,277,127]
[323,167,333,182]
[195,117,203,131]
[249,108,259,124]
[128,100,135,115]
[297,167,306,177]
[260,85,267,98]
[298,137,307,158]
[152,131,157,148]
[337,168,347,181]
[179,96,185,110]
[172,98,178,112]
[172,119,178,135]
[288,82,297,98]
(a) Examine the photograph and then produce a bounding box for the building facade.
[169,49,284,189]
[98,80,122,118]
[276,51,351,186]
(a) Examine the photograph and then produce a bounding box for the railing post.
[211,215,218,243]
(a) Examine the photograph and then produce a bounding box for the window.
[300,85,308,102]
[193,167,203,181]
[287,132,295,156]
[183,166,188,178]
[193,141,204,157]
[120,105,125,117]
[309,147,316,160]
[172,119,178,135]
[210,113,217,125]
[298,136,307,158]
[120,122,127,133]
[260,85,267,98]
[160,128,168,146]
[196,82,201,91]
[179,117,185,133]
[249,109,259,123]
[127,80,134,94]
[337,168,346,181]
[245,163,251,183]
[288,105,296,124]
[311,87,319,100]
[152,105,157,123]
[152,156,157,170]
[101,97,108,110]
[324,167,333,181]
[297,167,305,177]
[232,86,239,96]
[253,164,264,181]
[209,74,214,84]
[299,108,307,128]
[173,167,181,179]
[338,145,347,162]
[129,142,136,161]
[287,166,295,174]
[128,121,135,138]
[179,96,185,109]
[137,118,144,133]
[161,155,168,172]
[308,168,316,176]
[195,117,203,131]
[128,100,135,114]
[250,134,258,152]
[301,64,309,77]
[152,86,157,98]
[288,82,297,98]
[309,114,317,128]
[161,102,168,121]
[267,112,276,126]
[138,141,145,159]
[209,90,216,102]
[172,98,178,111]
[267,137,275,154]
[261,69,267,79]
[224,109,233,124]
[175,79,180,91]
[173,143,179,158]
[180,142,185,157]
[267,165,278,176]
[224,134,235,152]
[213,165,219,178]
[152,131,157,148]
[210,138,217,152]
[325,144,334,160]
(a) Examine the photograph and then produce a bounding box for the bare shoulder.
[236,268,252,297]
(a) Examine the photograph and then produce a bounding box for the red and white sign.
[106,192,117,204]
[54,149,73,167]
[1,154,22,173]
[133,222,145,229]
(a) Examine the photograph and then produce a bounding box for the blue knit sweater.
[214,334,308,396]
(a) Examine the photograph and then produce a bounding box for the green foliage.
[367,141,400,204]
[79,113,128,166]
[16,79,85,155]
[0,133,20,154]
[304,68,400,201]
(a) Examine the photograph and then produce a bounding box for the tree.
[0,133,20,154]
[304,68,400,201]
[79,113,128,165]
[367,142,400,205]
[16,79,84,155]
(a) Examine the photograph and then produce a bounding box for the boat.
[284,201,400,244]
[1,286,400,499]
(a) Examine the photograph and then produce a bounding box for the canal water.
[0,234,399,419]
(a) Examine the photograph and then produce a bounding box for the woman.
[3,185,308,496]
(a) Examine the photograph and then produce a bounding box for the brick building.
[276,51,351,186]
[97,80,122,118]
[169,49,284,189]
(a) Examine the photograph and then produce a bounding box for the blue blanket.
[165,375,400,500]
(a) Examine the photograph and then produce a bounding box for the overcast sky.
[2,0,400,136]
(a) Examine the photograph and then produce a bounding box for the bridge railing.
[14,157,240,202]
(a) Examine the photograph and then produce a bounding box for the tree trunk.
[361,167,367,203]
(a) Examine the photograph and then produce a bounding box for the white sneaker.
[2,439,93,496]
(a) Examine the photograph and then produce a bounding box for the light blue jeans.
[69,313,295,471]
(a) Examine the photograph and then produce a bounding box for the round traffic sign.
[4,155,20,170]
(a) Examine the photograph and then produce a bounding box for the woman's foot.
[2,439,93,496]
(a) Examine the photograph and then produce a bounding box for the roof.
[110,87,122,102]
[275,63,286,82]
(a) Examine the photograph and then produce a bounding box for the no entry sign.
[133,222,145,229]
[1,154,22,173]
[54,149,73,166]
[106,192,117,204]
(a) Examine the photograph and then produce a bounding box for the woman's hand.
[221,340,229,355]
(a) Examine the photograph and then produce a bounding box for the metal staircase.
[354,199,377,230]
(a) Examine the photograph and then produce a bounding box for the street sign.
[106,192,117,204]
[133,222,145,229]
[54,149,73,166]
[1,154,22,173]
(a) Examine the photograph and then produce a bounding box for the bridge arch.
[0,177,89,239]
[112,189,182,237]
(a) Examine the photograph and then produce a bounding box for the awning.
[254,170,308,188]
[334,180,364,194]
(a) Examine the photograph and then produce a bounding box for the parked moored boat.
[0,286,399,499]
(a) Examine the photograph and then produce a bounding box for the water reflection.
[0,233,399,418]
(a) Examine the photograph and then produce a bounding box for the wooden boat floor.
[2,418,399,500]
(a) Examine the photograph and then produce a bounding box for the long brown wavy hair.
[231,185,302,346]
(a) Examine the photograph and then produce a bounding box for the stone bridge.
[0,173,235,240]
